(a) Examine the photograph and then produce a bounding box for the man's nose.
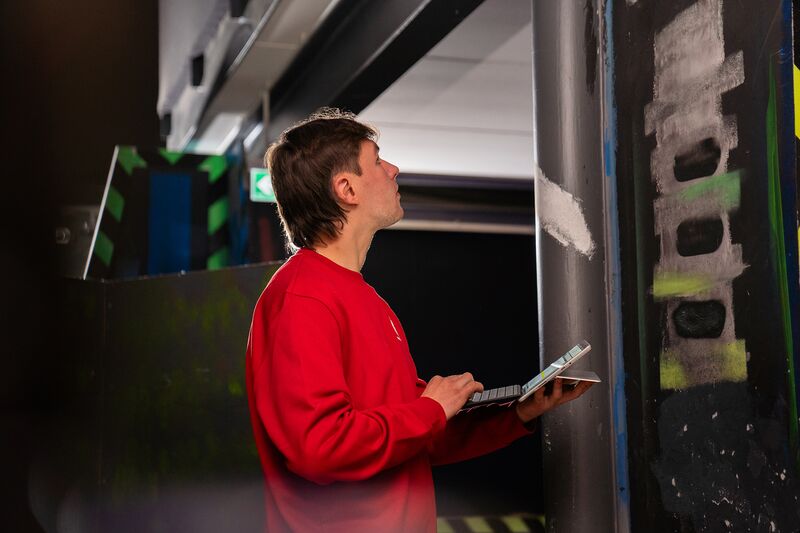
[387,162,400,179]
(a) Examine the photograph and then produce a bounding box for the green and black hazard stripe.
[436,514,545,533]
[88,146,233,278]
[200,154,231,270]
[89,145,149,278]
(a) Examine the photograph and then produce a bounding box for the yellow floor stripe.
[464,516,493,532]
[501,515,531,532]
[438,514,545,532]
[437,517,455,533]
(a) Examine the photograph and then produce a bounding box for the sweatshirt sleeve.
[413,379,535,466]
[250,293,446,485]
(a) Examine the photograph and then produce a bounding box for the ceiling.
[357,0,534,180]
[158,0,535,180]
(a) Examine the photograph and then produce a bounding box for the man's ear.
[331,171,358,207]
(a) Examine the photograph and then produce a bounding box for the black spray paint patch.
[652,382,800,531]
[673,300,726,338]
[674,137,722,182]
[677,217,724,256]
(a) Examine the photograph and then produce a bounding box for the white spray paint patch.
[534,165,596,259]
[644,0,747,389]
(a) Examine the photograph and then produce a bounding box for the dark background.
[364,230,542,516]
[1,2,159,530]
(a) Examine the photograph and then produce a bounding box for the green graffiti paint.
[660,351,689,389]
[660,341,746,390]
[227,379,244,397]
[207,197,229,235]
[106,185,125,222]
[678,169,742,209]
[720,340,747,382]
[94,230,114,267]
[207,246,230,270]
[158,148,185,165]
[767,60,799,455]
[117,146,147,175]
[199,155,228,184]
[100,269,264,486]
[652,272,716,299]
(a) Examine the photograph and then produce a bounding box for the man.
[245,108,593,532]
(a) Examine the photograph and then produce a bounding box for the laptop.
[462,340,598,409]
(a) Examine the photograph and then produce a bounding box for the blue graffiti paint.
[603,0,631,522]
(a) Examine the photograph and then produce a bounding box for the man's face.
[355,140,402,230]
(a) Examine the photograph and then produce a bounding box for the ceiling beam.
[264,0,486,141]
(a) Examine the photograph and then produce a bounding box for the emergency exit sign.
[250,168,276,203]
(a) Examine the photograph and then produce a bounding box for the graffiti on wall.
[644,0,747,390]
[615,0,800,529]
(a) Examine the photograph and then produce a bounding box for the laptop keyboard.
[463,384,522,408]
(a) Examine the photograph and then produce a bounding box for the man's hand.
[422,373,484,420]
[515,378,594,424]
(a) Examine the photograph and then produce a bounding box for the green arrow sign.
[250,168,276,203]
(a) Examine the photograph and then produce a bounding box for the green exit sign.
[250,168,276,203]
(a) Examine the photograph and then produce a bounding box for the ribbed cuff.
[416,396,447,434]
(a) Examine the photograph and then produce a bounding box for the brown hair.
[264,108,378,249]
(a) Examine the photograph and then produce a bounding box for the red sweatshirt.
[246,248,532,532]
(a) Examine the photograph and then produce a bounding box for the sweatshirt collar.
[296,248,364,280]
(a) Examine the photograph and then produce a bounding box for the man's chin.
[380,209,404,230]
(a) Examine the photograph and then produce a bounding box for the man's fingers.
[458,372,474,386]
[460,375,482,399]
[550,378,564,401]
[574,380,594,396]
[534,386,546,402]
[562,380,594,402]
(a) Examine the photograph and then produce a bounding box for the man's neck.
[313,225,375,273]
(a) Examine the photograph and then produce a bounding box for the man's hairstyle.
[265,108,378,249]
